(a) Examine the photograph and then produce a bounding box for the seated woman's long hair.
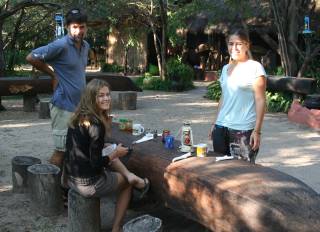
[69,79,112,136]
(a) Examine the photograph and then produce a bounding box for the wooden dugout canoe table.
[112,125,320,232]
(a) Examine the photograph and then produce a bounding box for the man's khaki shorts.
[50,104,73,152]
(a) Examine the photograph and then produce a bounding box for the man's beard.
[72,35,84,42]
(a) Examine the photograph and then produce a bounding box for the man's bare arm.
[26,54,57,89]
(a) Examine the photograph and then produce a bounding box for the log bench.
[266,75,317,98]
[0,73,142,111]
[111,124,320,232]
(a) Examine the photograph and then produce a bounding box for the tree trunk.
[286,0,299,76]
[159,0,167,81]
[151,23,162,78]
[0,21,5,77]
[124,47,128,75]
[7,9,25,71]
[270,0,291,76]
[297,45,320,77]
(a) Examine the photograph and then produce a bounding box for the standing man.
[26,8,89,171]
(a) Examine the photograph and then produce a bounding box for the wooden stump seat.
[38,99,51,119]
[68,189,101,232]
[27,164,63,217]
[118,91,137,110]
[23,95,38,112]
[11,156,41,193]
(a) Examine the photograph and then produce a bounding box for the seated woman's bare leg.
[110,158,147,189]
[112,172,132,232]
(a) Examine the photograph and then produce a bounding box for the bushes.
[266,91,292,113]
[134,75,174,91]
[206,81,221,101]
[166,58,194,91]
[134,58,195,91]
[100,63,124,73]
[147,64,159,76]
[206,78,292,113]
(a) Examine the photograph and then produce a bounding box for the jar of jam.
[162,129,170,143]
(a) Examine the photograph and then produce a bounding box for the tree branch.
[297,44,320,77]
[289,39,304,59]
[0,0,60,21]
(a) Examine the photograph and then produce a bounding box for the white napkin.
[172,152,192,162]
[102,144,117,157]
[132,133,154,144]
[215,155,234,162]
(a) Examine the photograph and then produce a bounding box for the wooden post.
[23,95,37,112]
[11,156,41,193]
[38,99,51,119]
[118,91,137,110]
[27,164,63,217]
[0,96,6,111]
[123,214,162,232]
[68,189,101,232]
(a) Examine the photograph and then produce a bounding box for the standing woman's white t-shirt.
[215,60,266,130]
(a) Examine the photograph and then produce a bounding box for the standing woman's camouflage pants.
[212,124,259,164]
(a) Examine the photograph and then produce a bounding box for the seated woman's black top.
[65,117,109,179]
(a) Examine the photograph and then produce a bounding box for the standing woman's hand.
[208,124,215,140]
[249,130,261,151]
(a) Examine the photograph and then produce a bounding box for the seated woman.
[64,79,149,232]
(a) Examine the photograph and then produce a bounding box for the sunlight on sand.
[174,102,215,107]
[260,154,319,167]
[0,185,12,192]
[0,122,50,128]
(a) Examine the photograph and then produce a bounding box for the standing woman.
[209,28,267,163]
[65,79,149,232]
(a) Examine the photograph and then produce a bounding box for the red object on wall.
[204,71,218,82]
[288,100,320,129]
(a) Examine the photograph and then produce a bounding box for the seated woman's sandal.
[135,178,150,199]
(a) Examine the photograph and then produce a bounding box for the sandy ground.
[1,81,320,231]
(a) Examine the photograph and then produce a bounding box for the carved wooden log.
[86,73,142,92]
[118,91,137,110]
[27,164,63,217]
[68,189,101,232]
[266,76,316,95]
[111,124,320,232]
[11,156,41,193]
[303,94,320,110]
[0,74,141,97]
[38,99,51,119]
[23,95,38,112]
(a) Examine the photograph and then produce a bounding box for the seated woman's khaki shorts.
[68,169,118,198]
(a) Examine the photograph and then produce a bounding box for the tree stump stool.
[11,156,41,193]
[23,95,38,112]
[118,91,137,110]
[68,189,101,232]
[27,164,63,217]
[38,99,51,119]
[111,91,120,109]
[123,214,162,232]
